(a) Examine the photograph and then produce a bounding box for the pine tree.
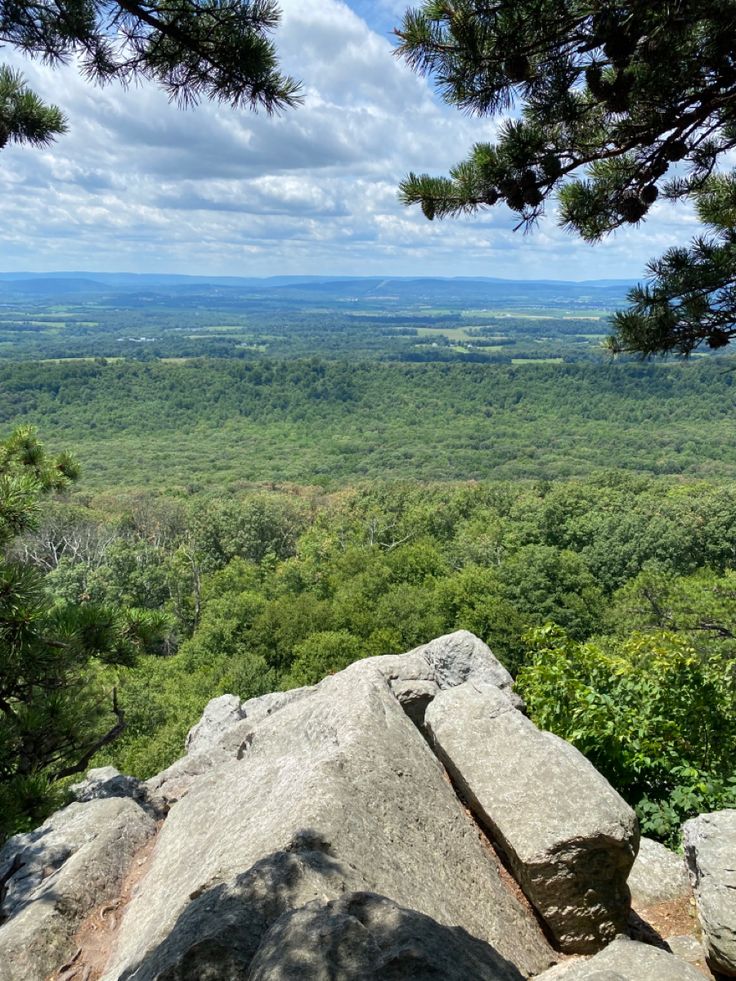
[0,428,161,838]
[0,0,300,152]
[396,1,736,356]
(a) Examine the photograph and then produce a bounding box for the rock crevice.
[0,630,725,981]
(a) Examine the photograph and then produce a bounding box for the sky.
[0,0,703,280]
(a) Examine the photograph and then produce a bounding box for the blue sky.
[0,0,700,279]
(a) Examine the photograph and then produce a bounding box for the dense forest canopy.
[2,356,736,490]
[4,461,736,845]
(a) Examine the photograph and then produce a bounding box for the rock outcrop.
[533,936,706,980]
[0,630,722,981]
[185,688,313,756]
[101,656,553,980]
[425,681,638,953]
[684,809,736,976]
[626,836,691,908]
[248,892,525,980]
[0,797,155,980]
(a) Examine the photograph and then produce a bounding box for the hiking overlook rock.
[0,631,733,980]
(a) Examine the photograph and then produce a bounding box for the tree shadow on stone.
[114,829,523,981]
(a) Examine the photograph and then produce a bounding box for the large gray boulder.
[627,836,691,908]
[406,629,523,709]
[185,693,247,754]
[683,809,736,976]
[185,688,315,756]
[101,663,553,980]
[0,797,155,981]
[666,935,716,980]
[182,632,516,768]
[425,681,638,953]
[533,937,706,980]
[248,892,525,980]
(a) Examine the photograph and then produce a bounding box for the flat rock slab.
[248,892,525,980]
[628,836,691,908]
[533,937,707,980]
[0,797,155,981]
[425,681,638,953]
[101,664,553,980]
[683,809,736,976]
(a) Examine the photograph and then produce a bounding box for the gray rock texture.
[157,631,519,810]
[425,681,638,953]
[185,688,315,756]
[389,678,439,726]
[627,836,691,908]
[0,797,155,981]
[407,629,524,708]
[101,662,553,980]
[247,891,525,980]
[145,743,233,808]
[185,693,246,754]
[666,935,716,979]
[683,809,736,976]
[533,937,706,980]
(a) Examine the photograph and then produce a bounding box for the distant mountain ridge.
[0,272,634,310]
[0,271,635,288]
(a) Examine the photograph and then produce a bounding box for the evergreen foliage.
[397,1,736,356]
[0,0,300,152]
[0,429,164,838]
[610,174,736,355]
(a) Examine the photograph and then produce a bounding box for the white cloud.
[0,0,705,278]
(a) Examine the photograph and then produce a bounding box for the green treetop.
[0,0,300,152]
[397,1,736,356]
[0,428,165,838]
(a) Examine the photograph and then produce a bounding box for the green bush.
[517,626,736,844]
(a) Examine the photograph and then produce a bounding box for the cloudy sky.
[0,0,702,279]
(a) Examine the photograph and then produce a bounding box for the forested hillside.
[5,472,734,846]
[2,358,736,488]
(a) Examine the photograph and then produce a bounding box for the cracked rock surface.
[0,631,718,981]
[684,809,736,976]
[425,681,638,953]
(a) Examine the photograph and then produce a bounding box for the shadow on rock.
[113,833,522,981]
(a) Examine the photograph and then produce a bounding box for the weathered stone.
[156,632,519,808]
[248,892,525,980]
[70,765,147,805]
[101,664,553,980]
[0,797,155,981]
[144,743,234,808]
[389,678,439,726]
[627,836,691,908]
[185,689,315,757]
[425,681,638,953]
[683,809,736,976]
[532,937,706,979]
[185,694,247,755]
[666,935,716,979]
[408,630,523,708]
[240,687,314,725]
